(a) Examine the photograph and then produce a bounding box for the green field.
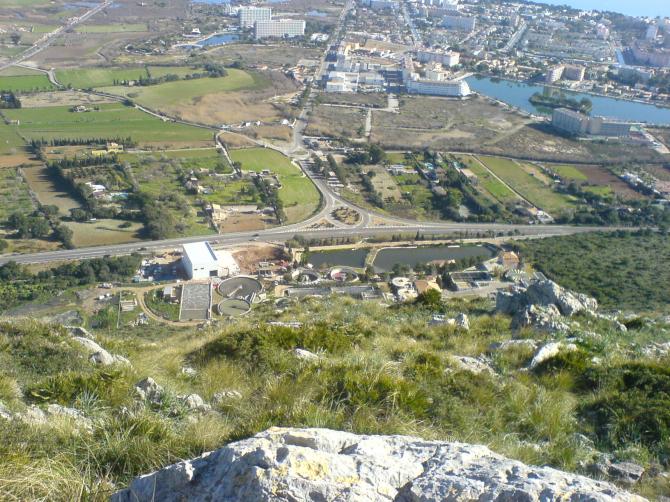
[549,164,588,181]
[0,167,34,221]
[454,155,518,203]
[0,74,55,93]
[76,23,148,33]
[56,66,195,89]
[100,69,263,108]
[478,156,573,214]
[0,121,28,156]
[0,66,44,77]
[229,148,320,223]
[66,219,143,247]
[2,103,213,145]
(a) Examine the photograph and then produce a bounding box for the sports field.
[478,156,573,214]
[229,148,320,223]
[2,103,213,146]
[0,74,55,93]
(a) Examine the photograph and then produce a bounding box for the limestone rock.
[182,366,198,377]
[294,348,320,361]
[448,355,495,376]
[135,377,164,403]
[608,462,645,484]
[212,391,243,404]
[46,404,93,430]
[73,336,105,354]
[488,339,539,352]
[74,336,129,366]
[182,394,211,412]
[528,341,578,370]
[0,401,12,420]
[512,304,570,333]
[455,313,469,330]
[112,427,645,502]
[21,405,47,424]
[641,341,670,359]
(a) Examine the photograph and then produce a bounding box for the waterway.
[465,76,670,125]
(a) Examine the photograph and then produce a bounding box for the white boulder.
[111,427,645,502]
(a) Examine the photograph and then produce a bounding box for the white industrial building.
[182,242,240,280]
[254,19,306,39]
[238,6,272,28]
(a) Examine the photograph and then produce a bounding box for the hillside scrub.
[0,293,669,499]
[518,230,670,310]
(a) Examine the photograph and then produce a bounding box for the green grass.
[100,69,264,108]
[56,66,196,89]
[0,121,28,156]
[550,164,588,182]
[454,155,517,203]
[202,179,261,205]
[2,103,213,145]
[478,156,573,214]
[583,185,612,196]
[229,148,320,223]
[0,74,55,93]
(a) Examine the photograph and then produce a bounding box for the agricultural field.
[100,69,297,127]
[0,74,55,93]
[229,148,320,223]
[640,164,670,182]
[2,103,214,147]
[206,44,323,68]
[56,65,195,89]
[546,164,588,181]
[454,155,518,204]
[21,165,81,215]
[478,155,574,214]
[65,219,143,247]
[0,120,28,158]
[0,66,44,77]
[0,166,34,222]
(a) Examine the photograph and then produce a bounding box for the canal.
[465,76,670,125]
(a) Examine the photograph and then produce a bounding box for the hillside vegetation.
[1,291,669,500]
[519,231,670,310]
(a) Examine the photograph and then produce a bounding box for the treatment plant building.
[182,242,240,280]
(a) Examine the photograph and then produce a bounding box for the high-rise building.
[406,78,470,97]
[416,49,460,67]
[442,15,476,32]
[238,7,272,29]
[254,19,306,39]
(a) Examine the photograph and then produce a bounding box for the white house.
[182,242,239,280]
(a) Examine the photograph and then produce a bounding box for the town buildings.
[552,108,632,137]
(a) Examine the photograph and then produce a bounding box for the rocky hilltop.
[112,427,644,502]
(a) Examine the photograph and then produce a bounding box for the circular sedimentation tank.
[217,298,252,317]
[217,276,263,299]
[291,269,321,285]
[328,267,359,283]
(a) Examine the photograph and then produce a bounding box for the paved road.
[0,223,608,266]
